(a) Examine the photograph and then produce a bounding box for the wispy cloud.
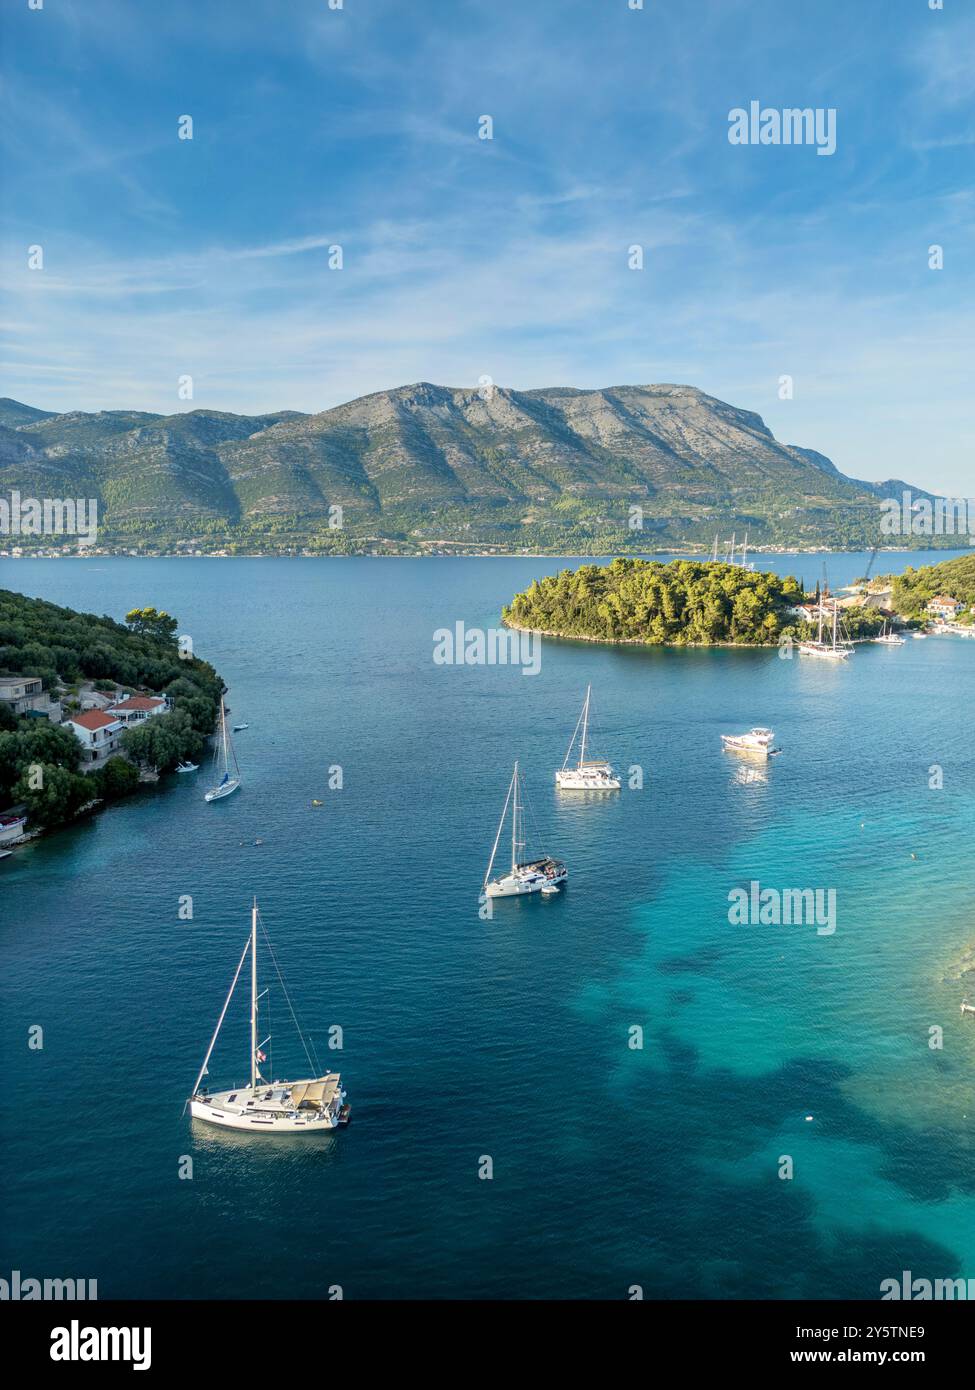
[2,0,974,492]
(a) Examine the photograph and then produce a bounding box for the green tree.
[124,607,178,643]
[94,756,141,801]
[12,763,92,828]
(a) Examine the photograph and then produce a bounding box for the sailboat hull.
[555,770,621,789]
[797,644,852,660]
[189,1075,348,1133]
[205,778,240,802]
[485,859,568,897]
[189,1099,341,1132]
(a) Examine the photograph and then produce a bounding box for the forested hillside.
[0,383,935,553]
[0,590,223,826]
[890,554,975,620]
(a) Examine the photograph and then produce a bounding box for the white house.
[66,710,123,766]
[106,695,169,725]
[926,595,963,621]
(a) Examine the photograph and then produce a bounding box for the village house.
[0,675,43,713]
[926,595,963,621]
[105,694,170,725]
[66,710,123,767]
[0,675,62,721]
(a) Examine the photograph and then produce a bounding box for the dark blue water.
[1,552,973,1299]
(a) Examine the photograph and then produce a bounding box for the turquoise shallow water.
[1,551,973,1299]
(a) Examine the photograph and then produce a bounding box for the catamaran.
[556,684,621,790]
[483,761,567,898]
[798,599,853,661]
[204,699,241,801]
[186,899,350,1133]
[873,620,905,645]
[720,727,777,757]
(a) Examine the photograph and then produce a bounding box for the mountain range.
[0,383,931,553]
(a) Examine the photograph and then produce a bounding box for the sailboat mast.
[221,700,230,772]
[511,761,519,873]
[250,899,258,1089]
[579,685,590,768]
[832,600,838,649]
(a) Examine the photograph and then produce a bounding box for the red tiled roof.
[69,710,119,731]
[110,696,166,711]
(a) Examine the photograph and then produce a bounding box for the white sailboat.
[187,899,350,1134]
[556,684,621,790]
[873,620,905,645]
[204,699,241,801]
[798,598,853,661]
[483,761,567,898]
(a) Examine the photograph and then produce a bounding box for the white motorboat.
[483,761,567,898]
[232,722,249,732]
[720,727,776,757]
[798,599,853,661]
[0,813,27,845]
[186,899,350,1134]
[204,700,241,802]
[556,684,621,790]
[176,761,199,773]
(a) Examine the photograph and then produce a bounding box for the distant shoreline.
[2,544,969,562]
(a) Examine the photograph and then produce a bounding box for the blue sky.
[2,0,973,492]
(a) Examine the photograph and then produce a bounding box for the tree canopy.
[0,588,223,826]
[888,554,975,622]
[503,558,805,646]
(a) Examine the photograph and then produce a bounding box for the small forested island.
[503,558,888,647]
[0,590,224,832]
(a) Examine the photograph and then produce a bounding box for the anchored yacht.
[483,761,567,898]
[556,684,621,790]
[798,599,853,661]
[720,727,776,757]
[204,699,241,801]
[873,621,905,645]
[186,899,350,1133]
